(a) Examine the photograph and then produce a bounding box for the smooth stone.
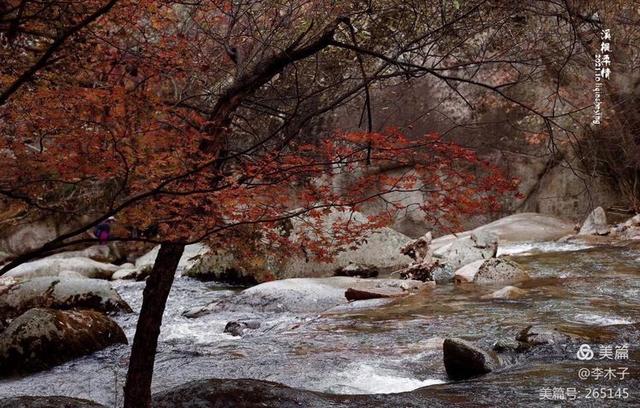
[4,257,120,280]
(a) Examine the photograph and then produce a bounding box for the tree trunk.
[123,242,185,408]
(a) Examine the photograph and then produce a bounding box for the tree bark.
[123,242,185,408]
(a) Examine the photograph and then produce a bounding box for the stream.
[0,242,639,406]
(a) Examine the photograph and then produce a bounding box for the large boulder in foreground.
[184,277,426,317]
[0,277,131,328]
[0,308,127,376]
[454,258,529,284]
[443,338,500,380]
[4,257,120,280]
[432,213,576,250]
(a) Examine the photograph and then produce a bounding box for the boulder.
[481,285,527,300]
[432,213,576,250]
[4,257,120,280]
[223,320,261,337]
[454,258,529,284]
[433,231,498,270]
[184,277,426,317]
[47,245,119,263]
[430,264,455,284]
[184,210,413,282]
[0,277,132,327]
[0,308,127,376]
[443,338,500,380]
[578,207,609,235]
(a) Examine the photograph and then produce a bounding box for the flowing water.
[0,243,639,406]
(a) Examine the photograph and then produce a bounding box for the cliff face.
[320,75,623,238]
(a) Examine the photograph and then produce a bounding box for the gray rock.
[0,308,127,376]
[579,206,609,235]
[4,257,120,280]
[111,264,152,281]
[184,277,426,317]
[475,259,529,284]
[0,277,131,328]
[454,258,528,284]
[433,232,497,271]
[443,338,499,380]
[432,213,576,250]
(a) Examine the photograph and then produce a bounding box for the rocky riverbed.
[0,211,639,406]
[1,239,639,407]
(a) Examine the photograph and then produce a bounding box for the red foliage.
[0,0,517,265]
